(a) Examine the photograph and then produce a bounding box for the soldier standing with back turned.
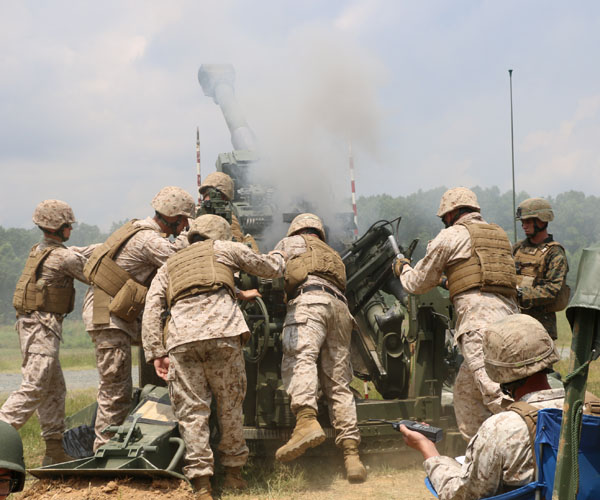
[0,200,98,465]
[82,186,195,451]
[513,198,569,340]
[392,188,519,441]
[142,215,286,499]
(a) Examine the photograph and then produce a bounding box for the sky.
[1,1,599,230]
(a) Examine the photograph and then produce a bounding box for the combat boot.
[42,437,74,466]
[223,466,248,490]
[342,439,367,483]
[275,406,325,462]
[191,476,213,500]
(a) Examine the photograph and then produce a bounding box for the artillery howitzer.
[30,64,464,482]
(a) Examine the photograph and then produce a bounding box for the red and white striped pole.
[349,142,359,239]
[196,127,202,205]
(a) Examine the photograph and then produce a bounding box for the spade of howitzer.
[368,419,444,443]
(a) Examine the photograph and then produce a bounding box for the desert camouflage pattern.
[167,338,248,479]
[275,235,361,445]
[436,187,480,217]
[513,236,569,339]
[89,328,132,450]
[286,213,326,241]
[83,217,186,450]
[142,240,285,360]
[0,238,96,439]
[425,388,564,500]
[82,217,187,340]
[188,214,232,242]
[150,186,195,218]
[400,212,518,439]
[32,199,76,230]
[516,197,554,222]
[199,171,235,201]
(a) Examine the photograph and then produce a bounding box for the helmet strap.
[532,220,548,237]
[41,224,70,242]
[155,212,185,237]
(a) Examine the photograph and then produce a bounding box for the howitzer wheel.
[240,296,270,363]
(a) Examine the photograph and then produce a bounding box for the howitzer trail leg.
[342,439,367,483]
[275,406,326,462]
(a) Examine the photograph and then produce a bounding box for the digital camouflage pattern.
[141,240,284,479]
[83,217,188,450]
[516,197,554,222]
[167,338,247,479]
[513,236,569,339]
[436,187,480,217]
[32,200,76,230]
[399,212,518,440]
[187,214,232,242]
[0,238,96,440]
[150,186,195,218]
[275,235,361,445]
[425,388,564,500]
[142,239,285,360]
[199,171,235,201]
[286,213,326,241]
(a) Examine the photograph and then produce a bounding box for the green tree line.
[0,188,598,324]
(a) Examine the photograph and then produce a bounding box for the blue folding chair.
[425,408,600,499]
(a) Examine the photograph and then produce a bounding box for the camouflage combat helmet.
[287,213,326,241]
[199,172,235,201]
[188,214,232,242]
[0,421,26,493]
[436,187,480,217]
[151,186,195,218]
[32,199,76,230]
[483,314,559,384]
[516,198,554,222]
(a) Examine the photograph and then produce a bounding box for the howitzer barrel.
[198,64,258,151]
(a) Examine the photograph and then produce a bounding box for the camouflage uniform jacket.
[513,235,569,338]
[18,237,98,348]
[142,240,285,361]
[400,213,518,339]
[425,388,564,500]
[274,234,345,296]
[82,217,187,340]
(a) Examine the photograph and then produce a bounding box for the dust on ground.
[12,466,432,500]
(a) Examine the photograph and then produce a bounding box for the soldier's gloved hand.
[392,256,411,277]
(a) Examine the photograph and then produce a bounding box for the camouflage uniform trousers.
[281,292,361,446]
[90,328,132,451]
[0,321,66,439]
[454,328,507,441]
[167,337,248,479]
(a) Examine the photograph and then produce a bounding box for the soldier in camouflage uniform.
[513,198,569,339]
[401,314,563,500]
[393,188,519,440]
[0,200,98,465]
[273,213,367,483]
[198,171,258,250]
[0,421,26,499]
[141,215,285,499]
[82,186,195,451]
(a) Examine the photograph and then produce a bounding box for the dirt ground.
[12,465,433,500]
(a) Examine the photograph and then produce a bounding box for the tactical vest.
[166,240,236,306]
[13,245,75,315]
[513,241,570,313]
[509,395,600,475]
[284,235,346,296]
[446,222,517,300]
[83,220,149,324]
